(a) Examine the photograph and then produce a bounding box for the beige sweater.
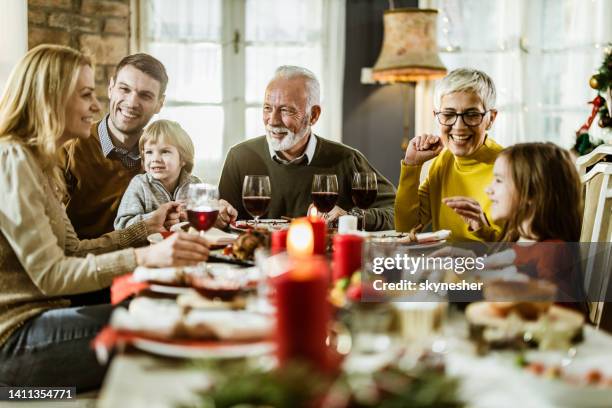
[0,140,148,346]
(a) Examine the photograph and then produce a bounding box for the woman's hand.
[143,202,181,234]
[215,199,238,229]
[404,134,444,166]
[134,232,209,267]
[443,196,489,231]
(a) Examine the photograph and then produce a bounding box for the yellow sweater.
[395,137,504,242]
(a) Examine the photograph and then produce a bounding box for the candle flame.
[287,218,314,257]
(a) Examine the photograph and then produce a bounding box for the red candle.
[308,215,327,255]
[332,234,363,281]
[270,229,288,254]
[274,257,331,372]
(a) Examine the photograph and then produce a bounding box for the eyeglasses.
[434,110,490,127]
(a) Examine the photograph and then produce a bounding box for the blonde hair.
[139,120,195,173]
[434,68,497,111]
[0,44,92,193]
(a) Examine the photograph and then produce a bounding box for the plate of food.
[231,219,289,232]
[520,354,612,407]
[110,300,275,359]
[132,338,274,359]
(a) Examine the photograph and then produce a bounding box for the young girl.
[483,142,585,306]
[114,120,201,229]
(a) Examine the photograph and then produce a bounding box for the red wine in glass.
[311,192,339,213]
[243,196,271,218]
[187,207,219,232]
[311,174,339,219]
[185,183,220,233]
[351,188,377,209]
[242,175,272,227]
[351,172,377,231]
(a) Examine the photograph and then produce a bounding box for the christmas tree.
[575,44,612,155]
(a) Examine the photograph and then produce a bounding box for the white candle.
[338,215,358,234]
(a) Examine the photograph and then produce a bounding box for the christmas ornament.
[575,43,612,155]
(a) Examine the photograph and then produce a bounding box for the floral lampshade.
[372,8,447,83]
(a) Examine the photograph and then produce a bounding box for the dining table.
[96,303,612,408]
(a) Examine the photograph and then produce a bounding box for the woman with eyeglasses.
[395,68,504,242]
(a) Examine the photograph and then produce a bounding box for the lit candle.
[307,215,327,255]
[286,218,314,257]
[286,216,326,257]
[274,257,331,372]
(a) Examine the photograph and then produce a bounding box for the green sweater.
[218,135,396,231]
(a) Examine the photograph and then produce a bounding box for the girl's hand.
[144,202,181,234]
[135,232,209,267]
[404,134,444,166]
[215,199,238,229]
[443,196,489,232]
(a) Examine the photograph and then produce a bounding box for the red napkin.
[110,274,150,305]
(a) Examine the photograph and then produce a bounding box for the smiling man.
[219,65,396,231]
[395,68,504,242]
[59,54,167,239]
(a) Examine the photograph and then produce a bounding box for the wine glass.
[311,174,339,220]
[351,172,377,231]
[242,175,272,228]
[185,183,220,235]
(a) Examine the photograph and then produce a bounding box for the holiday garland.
[575,44,612,155]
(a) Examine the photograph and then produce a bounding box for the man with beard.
[219,66,395,231]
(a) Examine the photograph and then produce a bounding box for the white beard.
[265,125,310,152]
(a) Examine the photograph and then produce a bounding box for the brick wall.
[28,0,132,111]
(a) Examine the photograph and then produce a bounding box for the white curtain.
[138,0,346,183]
[0,0,27,93]
[419,0,612,148]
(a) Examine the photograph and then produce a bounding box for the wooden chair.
[580,158,612,327]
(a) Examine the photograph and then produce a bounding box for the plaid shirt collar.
[268,132,317,165]
[98,114,141,169]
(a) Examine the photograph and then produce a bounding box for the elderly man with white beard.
[219,65,396,231]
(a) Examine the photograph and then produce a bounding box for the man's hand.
[404,134,444,166]
[215,199,238,229]
[144,202,181,234]
[308,204,347,224]
[443,196,489,232]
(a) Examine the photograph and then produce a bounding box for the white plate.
[132,338,274,359]
[147,233,164,244]
[148,284,193,296]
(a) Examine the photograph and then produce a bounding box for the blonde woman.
[0,45,209,390]
[114,119,237,229]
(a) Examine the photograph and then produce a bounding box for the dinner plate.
[231,219,289,232]
[131,338,274,359]
[148,284,193,296]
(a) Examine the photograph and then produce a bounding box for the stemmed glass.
[351,172,377,231]
[242,175,272,228]
[185,183,220,235]
[311,174,339,220]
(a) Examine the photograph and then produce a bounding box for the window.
[421,0,611,148]
[138,0,345,183]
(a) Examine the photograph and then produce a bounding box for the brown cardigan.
[59,120,143,239]
[0,141,147,346]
